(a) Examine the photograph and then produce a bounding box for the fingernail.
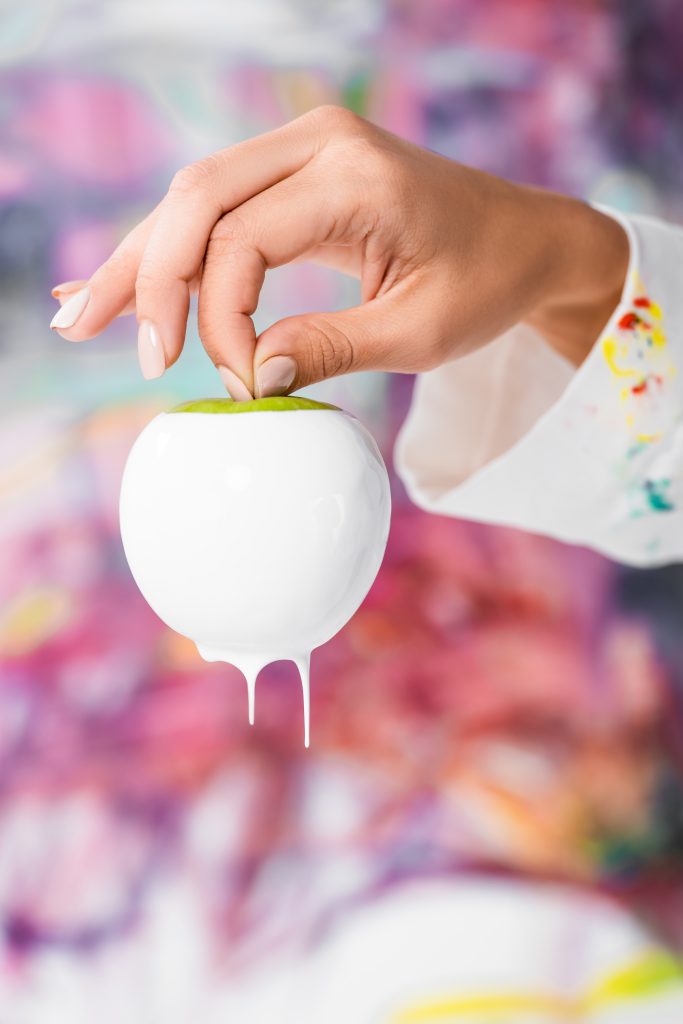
[137,320,166,380]
[50,286,91,330]
[255,355,297,398]
[51,280,85,298]
[218,365,253,401]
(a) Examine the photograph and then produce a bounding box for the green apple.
[171,396,340,415]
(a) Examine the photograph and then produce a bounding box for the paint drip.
[119,399,392,752]
[197,646,311,747]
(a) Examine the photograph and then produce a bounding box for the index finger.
[133,106,362,385]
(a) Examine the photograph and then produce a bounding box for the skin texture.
[50,105,629,396]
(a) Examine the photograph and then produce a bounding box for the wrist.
[522,192,630,366]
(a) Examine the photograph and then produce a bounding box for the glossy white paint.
[119,406,391,744]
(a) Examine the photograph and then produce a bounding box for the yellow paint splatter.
[600,283,675,448]
[650,325,666,348]
[394,993,568,1021]
[391,950,683,1023]
[636,432,662,444]
[602,336,637,378]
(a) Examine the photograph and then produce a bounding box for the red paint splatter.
[634,296,651,309]
[630,374,663,397]
[619,311,640,330]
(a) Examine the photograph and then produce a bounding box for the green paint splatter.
[644,478,675,512]
[169,396,340,415]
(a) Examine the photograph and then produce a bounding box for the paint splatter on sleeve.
[397,207,683,565]
[600,270,680,523]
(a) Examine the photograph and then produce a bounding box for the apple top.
[169,396,341,415]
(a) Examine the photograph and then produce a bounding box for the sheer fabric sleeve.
[394,207,683,566]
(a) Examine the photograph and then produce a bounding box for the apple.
[119,396,391,745]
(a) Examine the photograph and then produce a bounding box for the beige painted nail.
[137,320,166,380]
[255,355,297,398]
[50,286,91,330]
[218,365,253,401]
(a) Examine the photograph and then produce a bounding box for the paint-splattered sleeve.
[394,207,683,566]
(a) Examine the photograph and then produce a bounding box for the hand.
[50,105,629,397]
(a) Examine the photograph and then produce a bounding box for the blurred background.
[2,0,683,1020]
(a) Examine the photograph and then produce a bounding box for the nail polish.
[50,286,91,330]
[255,355,297,398]
[218,366,253,401]
[137,320,166,380]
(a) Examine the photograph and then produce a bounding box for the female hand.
[50,105,628,398]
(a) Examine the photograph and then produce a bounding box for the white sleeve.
[394,206,683,567]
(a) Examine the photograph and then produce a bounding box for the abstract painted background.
[2,0,683,1019]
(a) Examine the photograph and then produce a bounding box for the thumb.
[253,300,404,397]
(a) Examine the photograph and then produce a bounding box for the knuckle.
[308,317,355,379]
[307,103,363,137]
[204,212,249,264]
[321,134,400,205]
[168,166,198,195]
[169,154,222,196]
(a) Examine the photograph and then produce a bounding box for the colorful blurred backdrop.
[2,1,683,1020]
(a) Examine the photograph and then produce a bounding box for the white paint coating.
[119,407,391,745]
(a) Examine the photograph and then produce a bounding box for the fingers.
[50,106,373,384]
[253,269,445,394]
[52,280,88,299]
[132,114,332,383]
[52,279,137,317]
[197,157,356,395]
[253,300,392,395]
[253,279,436,395]
[50,209,160,342]
[49,203,200,356]
[134,107,370,383]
